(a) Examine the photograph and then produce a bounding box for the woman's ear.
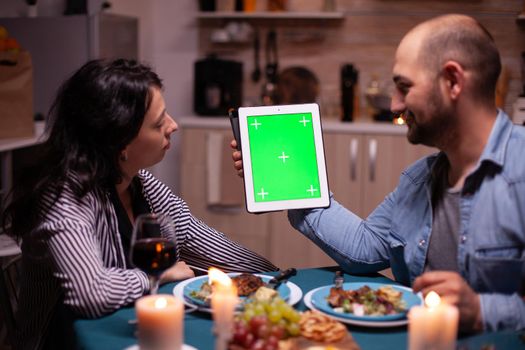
[120,150,128,162]
[442,61,465,100]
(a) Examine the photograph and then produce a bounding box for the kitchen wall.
[2,0,524,193]
[197,0,525,119]
[0,0,200,192]
[106,0,199,192]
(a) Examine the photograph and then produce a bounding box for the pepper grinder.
[341,64,359,122]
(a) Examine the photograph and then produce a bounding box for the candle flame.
[425,291,441,308]
[208,267,232,287]
[154,296,168,309]
[393,116,406,125]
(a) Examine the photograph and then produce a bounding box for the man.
[232,14,525,332]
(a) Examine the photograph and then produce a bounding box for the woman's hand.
[159,261,195,284]
[230,139,244,177]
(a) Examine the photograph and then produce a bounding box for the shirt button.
[461,235,467,243]
[418,239,426,247]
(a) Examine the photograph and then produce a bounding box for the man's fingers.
[413,271,453,292]
[232,150,242,161]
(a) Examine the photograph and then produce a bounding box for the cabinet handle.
[368,138,377,182]
[349,138,358,181]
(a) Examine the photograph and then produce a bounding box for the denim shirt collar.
[476,109,512,169]
[403,109,512,186]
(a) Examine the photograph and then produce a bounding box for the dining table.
[74,266,524,350]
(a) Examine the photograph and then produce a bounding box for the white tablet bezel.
[238,103,330,213]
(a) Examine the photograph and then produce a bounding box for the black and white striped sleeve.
[39,201,149,318]
[140,171,278,273]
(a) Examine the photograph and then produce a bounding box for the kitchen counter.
[178,116,408,135]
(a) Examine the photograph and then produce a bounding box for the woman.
[2,59,277,349]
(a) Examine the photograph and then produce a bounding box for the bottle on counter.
[365,74,381,119]
[340,63,359,122]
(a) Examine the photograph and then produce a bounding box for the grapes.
[230,296,301,349]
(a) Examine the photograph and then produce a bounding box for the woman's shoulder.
[138,170,181,202]
[41,173,105,221]
[137,169,167,190]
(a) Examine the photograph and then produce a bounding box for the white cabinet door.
[180,128,270,259]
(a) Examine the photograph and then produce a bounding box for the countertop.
[179,116,408,135]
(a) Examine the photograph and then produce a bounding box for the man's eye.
[397,85,409,95]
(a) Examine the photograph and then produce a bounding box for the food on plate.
[254,286,278,302]
[189,273,266,302]
[230,295,302,350]
[299,311,347,343]
[229,296,357,350]
[327,285,406,316]
[234,273,266,296]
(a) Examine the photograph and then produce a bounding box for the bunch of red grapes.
[230,298,301,350]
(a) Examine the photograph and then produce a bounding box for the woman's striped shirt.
[15,170,277,349]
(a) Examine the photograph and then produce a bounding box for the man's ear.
[442,61,464,100]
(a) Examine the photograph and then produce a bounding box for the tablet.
[237,103,329,213]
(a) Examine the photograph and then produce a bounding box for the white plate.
[304,286,412,328]
[173,274,303,313]
[123,344,197,350]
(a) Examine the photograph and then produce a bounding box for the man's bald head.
[404,14,501,102]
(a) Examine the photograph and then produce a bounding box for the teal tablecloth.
[74,267,524,350]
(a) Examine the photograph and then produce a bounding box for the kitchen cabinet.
[178,117,436,268]
[180,126,271,259]
[324,131,435,217]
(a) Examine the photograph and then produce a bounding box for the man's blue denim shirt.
[289,110,525,331]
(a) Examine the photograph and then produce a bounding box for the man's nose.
[390,91,405,114]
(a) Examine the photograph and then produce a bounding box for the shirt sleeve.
[169,195,278,273]
[287,192,393,274]
[38,219,149,318]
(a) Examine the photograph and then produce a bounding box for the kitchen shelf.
[196,11,345,21]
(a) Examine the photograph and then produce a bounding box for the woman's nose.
[167,115,178,134]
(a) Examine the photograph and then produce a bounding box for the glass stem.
[149,275,160,295]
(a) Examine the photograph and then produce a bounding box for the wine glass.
[130,213,178,295]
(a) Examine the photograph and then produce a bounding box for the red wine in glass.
[130,213,178,294]
[132,238,177,276]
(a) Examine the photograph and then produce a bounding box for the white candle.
[208,267,239,350]
[408,291,459,350]
[135,294,184,350]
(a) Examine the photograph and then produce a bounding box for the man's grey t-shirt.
[425,157,461,272]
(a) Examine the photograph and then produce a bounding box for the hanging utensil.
[265,29,278,84]
[251,29,261,82]
[261,29,278,105]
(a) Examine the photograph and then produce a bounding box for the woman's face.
[121,87,178,176]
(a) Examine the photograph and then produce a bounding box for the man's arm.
[287,193,394,274]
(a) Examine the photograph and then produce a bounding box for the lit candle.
[408,291,459,350]
[135,294,184,350]
[208,267,239,350]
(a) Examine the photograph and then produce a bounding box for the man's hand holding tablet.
[231,103,330,213]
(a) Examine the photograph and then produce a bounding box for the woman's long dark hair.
[2,58,163,240]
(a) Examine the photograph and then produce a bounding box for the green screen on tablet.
[247,113,321,202]
[238,103,329,213]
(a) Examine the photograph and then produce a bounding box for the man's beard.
[405,89,455,148]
